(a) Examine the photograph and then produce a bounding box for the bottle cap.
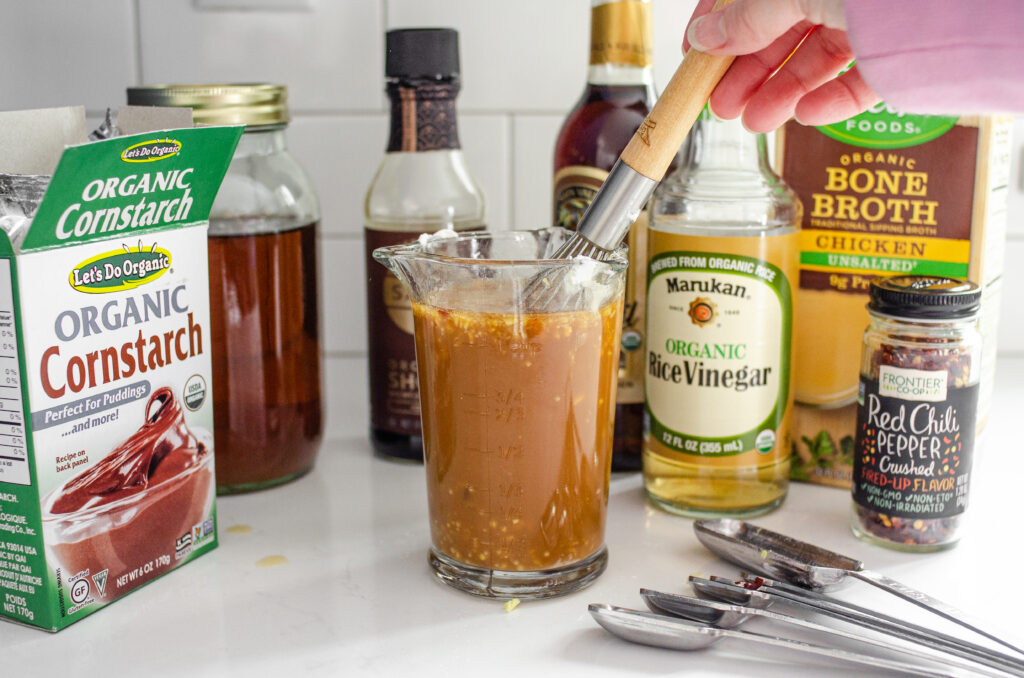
[126,83,289,127]
[386,28,460,79]
[868,275,981,320]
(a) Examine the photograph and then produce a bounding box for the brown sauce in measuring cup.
[414,295,621,572]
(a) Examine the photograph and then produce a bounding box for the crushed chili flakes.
[851,276,981,552]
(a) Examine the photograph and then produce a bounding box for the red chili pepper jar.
[851,275,982,552]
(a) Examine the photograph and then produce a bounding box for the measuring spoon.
[688,576,1024,677]
[641,588,1016,678]
[588,604,961,677]
[694,519,1024,657]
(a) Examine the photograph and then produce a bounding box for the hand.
[685,0,881,132]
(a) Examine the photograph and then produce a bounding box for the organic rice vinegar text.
[644,114,799,517]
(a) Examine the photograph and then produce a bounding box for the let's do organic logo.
[69,241,172,293]
[121,138,182,163]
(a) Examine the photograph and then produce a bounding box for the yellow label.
[590,1,653,68]
[383,273,414,335]
[801,231,970,267]
[120,138,182,163]
[69,245,172,293]
[645,231,798,466]
[553,166,607,230]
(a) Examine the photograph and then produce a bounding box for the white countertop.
[6,359,1024,677]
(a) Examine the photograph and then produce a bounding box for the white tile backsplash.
[652,0,700,93]
[324,356,369,440]
[0,0,138,111]
[2,0,1023,431]
[137,0,383,111]
[998,240,1024,356]
[288,115,388,237]
[1008,117,1024,237]
[512,114,565,229]
[387,0,586,113]
[321,238,367,355]
[458,114,511,229]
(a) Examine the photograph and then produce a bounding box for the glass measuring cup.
[374,228,626,598]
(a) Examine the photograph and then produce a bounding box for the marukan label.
[853,375,977,520]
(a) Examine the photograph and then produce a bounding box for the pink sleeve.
[845,0,1024,114]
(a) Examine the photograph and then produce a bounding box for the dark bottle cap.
[386,28,460,80]
[868,275,981,319]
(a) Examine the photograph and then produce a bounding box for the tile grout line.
[132,0,144,85]
[507,113,516,228]
[324,351,367,359]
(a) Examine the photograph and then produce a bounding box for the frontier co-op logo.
[69,241,172,294]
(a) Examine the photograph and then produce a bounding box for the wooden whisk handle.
[620,0,737,181]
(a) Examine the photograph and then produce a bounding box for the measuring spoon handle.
[750,605,1014,678]
[717,626,956,678]
[854,569,1024,658]
[745,582,1024,676]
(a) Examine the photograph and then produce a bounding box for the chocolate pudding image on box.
[42,387,214,600]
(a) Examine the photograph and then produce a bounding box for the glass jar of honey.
[127,84,323,494]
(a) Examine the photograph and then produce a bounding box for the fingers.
[688,0,811,54]
[683,0,720,53]
[688,0,848,55]
[681,0,875,131]
[741,27,855,132]
[708,22,814,120]
[794,65,882,126]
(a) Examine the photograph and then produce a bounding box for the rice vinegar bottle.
[644,112,799,517]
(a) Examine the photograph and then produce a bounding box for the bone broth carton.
[0,107,241,630]
[777,109,1011,488]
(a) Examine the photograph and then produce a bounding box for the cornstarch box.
[0,106,241,630]
[777,109,1011,488]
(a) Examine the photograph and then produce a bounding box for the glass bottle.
[851,275,981,552]
[645,112,799,517]
[365,28,485,462]
[553,0,658,472]
[127,84,323,494]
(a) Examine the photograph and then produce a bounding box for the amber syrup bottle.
[554,0,658,472]
[364,29,485,462]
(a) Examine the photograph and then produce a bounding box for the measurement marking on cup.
[493,389,525,423]
[466,445,523,459]
[458,391,488,417]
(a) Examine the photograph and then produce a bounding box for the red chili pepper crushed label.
[850,275,981,551]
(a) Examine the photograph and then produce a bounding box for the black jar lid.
[386,28,460,80]
[869,275,981,319]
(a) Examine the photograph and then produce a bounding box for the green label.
[817,105,958,149]
[645,249,793,456]
[799,252,968,277]
[24,126,243,252]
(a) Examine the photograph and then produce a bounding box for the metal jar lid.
[868,275,982,320]
[126,83,289,127]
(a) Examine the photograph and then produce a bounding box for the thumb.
[688,0,841,55]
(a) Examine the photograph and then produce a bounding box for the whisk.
[527,0,737,308]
